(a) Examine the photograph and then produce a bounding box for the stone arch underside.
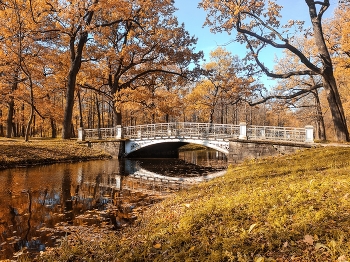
[125,138,230,158]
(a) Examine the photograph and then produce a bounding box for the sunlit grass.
[38,147,350,262]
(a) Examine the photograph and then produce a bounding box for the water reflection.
[0,149,227,260]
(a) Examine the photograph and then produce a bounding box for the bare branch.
[244,35,318,78]
[237,12,322,74]
[247,83,323,106]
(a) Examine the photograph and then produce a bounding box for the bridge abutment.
[228,140,314,164]
[85,140,125,158]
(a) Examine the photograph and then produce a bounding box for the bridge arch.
[125,138,229,157]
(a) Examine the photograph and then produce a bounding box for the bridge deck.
[81,122,314,144]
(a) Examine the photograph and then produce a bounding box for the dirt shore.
[0,138,111,170]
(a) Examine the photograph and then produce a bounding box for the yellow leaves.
[248,223,257,234]
[153,243,161,249]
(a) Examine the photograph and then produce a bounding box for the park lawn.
[0,138,111,169]
[36,146,350,262]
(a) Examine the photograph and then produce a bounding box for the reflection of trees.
[62,168,73,222]
[0,159,222,259]
[25,190,32,242]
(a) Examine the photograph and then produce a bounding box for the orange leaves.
[186,47,247,114]
[116,85,183,122]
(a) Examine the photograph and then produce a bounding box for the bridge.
[78,122,314,162]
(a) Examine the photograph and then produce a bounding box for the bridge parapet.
[123,122,240,140]
[78,122,314,144]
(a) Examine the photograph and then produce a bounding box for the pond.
[0,148,227,260]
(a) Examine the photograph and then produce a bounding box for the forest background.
[0,0,349,142]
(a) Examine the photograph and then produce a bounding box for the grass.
[0,138,111,169]
[34,146,350,261]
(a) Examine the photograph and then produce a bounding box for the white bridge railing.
[84,127,119,139]
[123,122,241,140]
[78,122,314,143]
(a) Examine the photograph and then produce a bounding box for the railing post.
[261,128,266,140]
[305,125,314,143]
[239,122,247,140]
[78,127,85,141]
[97,128,102,140]
[115,125,122,139]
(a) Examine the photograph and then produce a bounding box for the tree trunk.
[62,63,80,139]
[25,108,34,142]
[25,79,36,142]
[312,89,326,141]
[77,88,84,128]
[165,114,169,123]
[322,74,348,141]
[307,0,349,141]
[62,9,94,139]
[209,108,215,124]
[95,94,102,139]
[6,98,14,138]
[50,118,57,138]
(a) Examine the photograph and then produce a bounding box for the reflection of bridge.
[78,122,314,162]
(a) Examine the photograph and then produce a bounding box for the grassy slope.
[40,146,350,262]
[0,138,111,169]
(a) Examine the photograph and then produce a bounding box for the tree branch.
[237,12,322,74]
[246,83,323,106]
[244,35,318,78]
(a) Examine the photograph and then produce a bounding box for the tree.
[324,4,350,133]
[250,35,327,140]
[76,0,202,127]
[0,0,51,140]
[38,0,153,138]
[200,0,349,141]
[186,47,252,124]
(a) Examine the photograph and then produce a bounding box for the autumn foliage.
[0,0,350,141]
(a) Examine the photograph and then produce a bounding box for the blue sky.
[174,0,339,88]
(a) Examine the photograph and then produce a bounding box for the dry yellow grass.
[37,146,350,262]
[0,138,111,169]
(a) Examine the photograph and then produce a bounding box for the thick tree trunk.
[61,8,94,139]
[62,67,79,139]
[322,74,349,141]
[307,0,349,141]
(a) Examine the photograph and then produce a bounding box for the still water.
[0,149,227,260]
